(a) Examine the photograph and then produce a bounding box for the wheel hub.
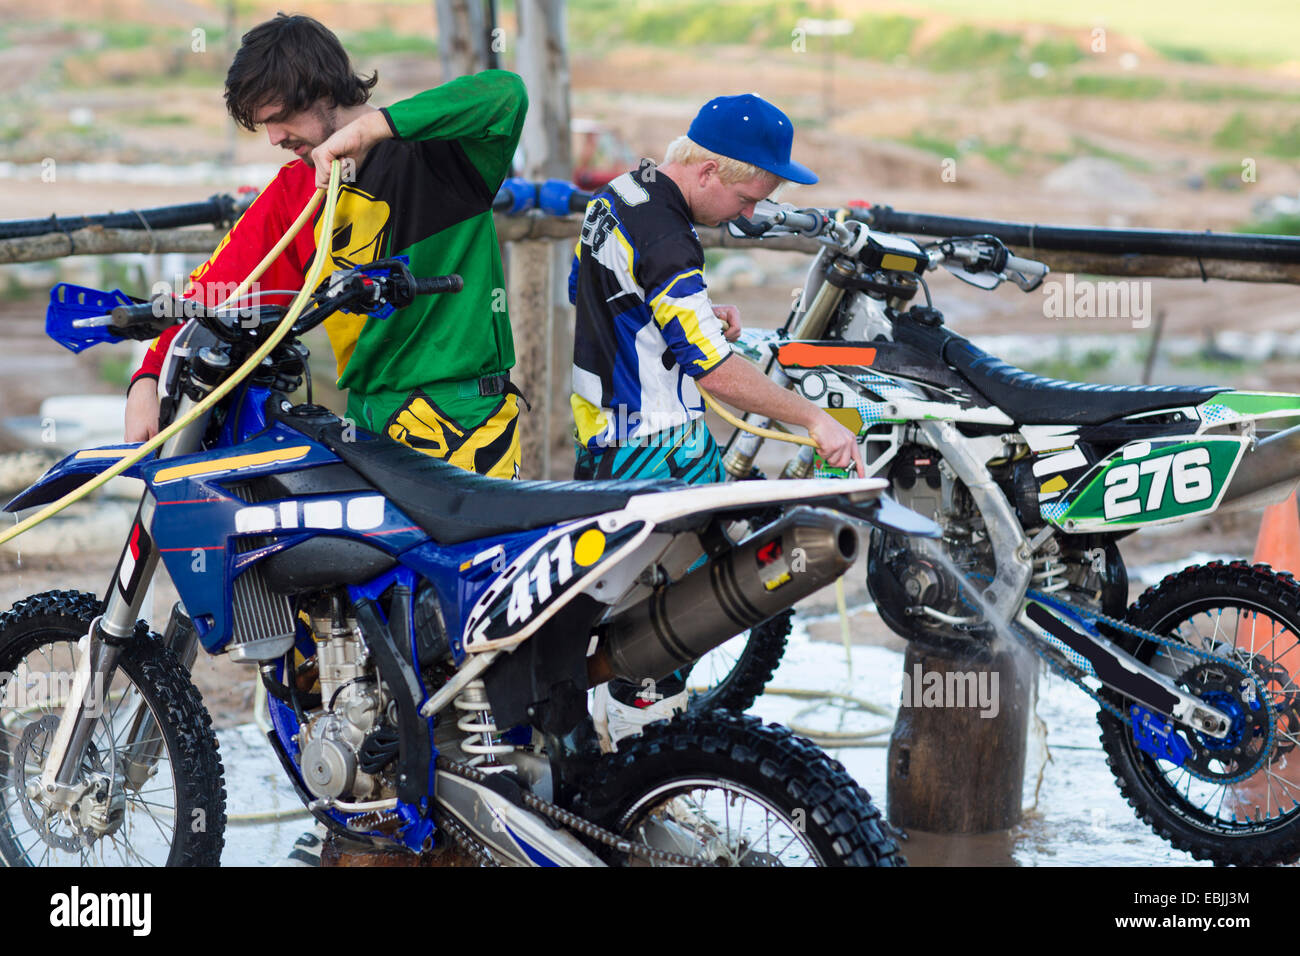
[1180,662,1271,782]
[14,715,120,851]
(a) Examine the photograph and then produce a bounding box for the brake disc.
[14,715,86,852]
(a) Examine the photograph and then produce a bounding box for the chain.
[434,756,706,867]
[1016,585,1277,786]
[431,805,501,867]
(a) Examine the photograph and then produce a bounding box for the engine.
[867,444,1126,653]
[297,609,394,803]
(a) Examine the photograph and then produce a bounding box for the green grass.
[93,23,161,49]
[1236,213,1300,236]
[1150,41,1213,64]
[1206,159,1250,189]
[917,24,1023,71]
[116,111,189,126]
[98,354,134,389]
[906,132,961,157]
[1000,71,1169,102]
[903,130,1026,173]
[1177,80,1300,103]
[845,14,918,61]
[1023,348,1115,381]
[1027,37,1083,67]
[1068,74,1166,99]
[1213,111,1300,158]
[342,28,438,57]
[1068,136,1153,172]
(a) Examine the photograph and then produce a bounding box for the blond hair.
[662,135,791,195]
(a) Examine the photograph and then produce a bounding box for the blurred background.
[4,0,1300,423]
[2,1,1298,864]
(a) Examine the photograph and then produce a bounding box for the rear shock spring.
[1031,554,1068,594]
[453,680,514,770]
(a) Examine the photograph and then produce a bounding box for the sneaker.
[592,681,687,753]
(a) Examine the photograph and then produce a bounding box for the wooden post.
[506,239,551,479]
[515,0,573,479]
[886,641,1035,834]
[434,0,492,79]
[1141,308,1167,385]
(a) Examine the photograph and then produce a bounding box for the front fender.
[4,444,151,512]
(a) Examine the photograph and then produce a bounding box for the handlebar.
[1002,254,1048,291]
[109,301,164,329]
[101,266,463,343]
[413,274,464,296]
[772,208,823,234]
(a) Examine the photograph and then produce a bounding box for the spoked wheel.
[0,591,226,866]
[577,711,903,866]
[1098,562,1300,865]
[686,610,791,715]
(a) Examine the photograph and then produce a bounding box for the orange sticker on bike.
[777,344,877,368]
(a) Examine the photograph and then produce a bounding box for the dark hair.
[225,13,378,131]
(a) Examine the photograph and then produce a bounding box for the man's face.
[690,166,779,228]
[252,100,337,165]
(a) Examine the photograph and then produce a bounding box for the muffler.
[587,506,858,686]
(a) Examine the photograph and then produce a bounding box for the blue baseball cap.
[687,93,818,185]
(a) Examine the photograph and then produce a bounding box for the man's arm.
[123,163,317,441]
[313,71,528,192]
[640,236,863,473]
[696,356,865,475]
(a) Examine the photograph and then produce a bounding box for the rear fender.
[3,444,151,512]
[1196,391,1300,430]
[626,477,939,536]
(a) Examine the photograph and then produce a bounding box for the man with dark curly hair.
[126,13,529,478]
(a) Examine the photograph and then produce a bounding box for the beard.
[285,105,338,166]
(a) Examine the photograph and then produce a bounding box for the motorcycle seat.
[275,405,685,545]
[944,338,1227,426]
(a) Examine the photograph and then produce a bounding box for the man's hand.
[310,109,391,189]
[713,304,742,342]
[807,411,866,477]
[124,378,160,443]
[696,356,866,477]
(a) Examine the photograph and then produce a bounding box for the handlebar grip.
[109,301,161,326]
[778,209,822,234]
[1003,254,1049,290]
[412,274,464,295]
[1004,254,1045,275]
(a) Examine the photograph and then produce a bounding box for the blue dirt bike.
[0,260,934,866]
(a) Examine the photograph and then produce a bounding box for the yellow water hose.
[0,160,343,548]
[697,385,817,448]
[698,383,888,746]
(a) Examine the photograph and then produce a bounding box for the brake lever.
[726,215,774,238]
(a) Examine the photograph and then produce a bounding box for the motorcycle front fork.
[37,397,206,805]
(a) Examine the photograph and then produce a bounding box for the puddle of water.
[751,620,1211,866]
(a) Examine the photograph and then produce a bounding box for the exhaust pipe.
[587,506,858,686]
[1217,424,1300,513]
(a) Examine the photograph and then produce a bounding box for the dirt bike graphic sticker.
[463,519,649,651]
[1050,436,1248,531]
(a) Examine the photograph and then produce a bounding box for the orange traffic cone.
[1227,492,1300,814]
[1251,491,1300,575]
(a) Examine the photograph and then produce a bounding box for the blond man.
[568,93,862,744]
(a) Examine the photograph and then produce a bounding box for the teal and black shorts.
[572,417,723,484]
[575,417,724,706]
